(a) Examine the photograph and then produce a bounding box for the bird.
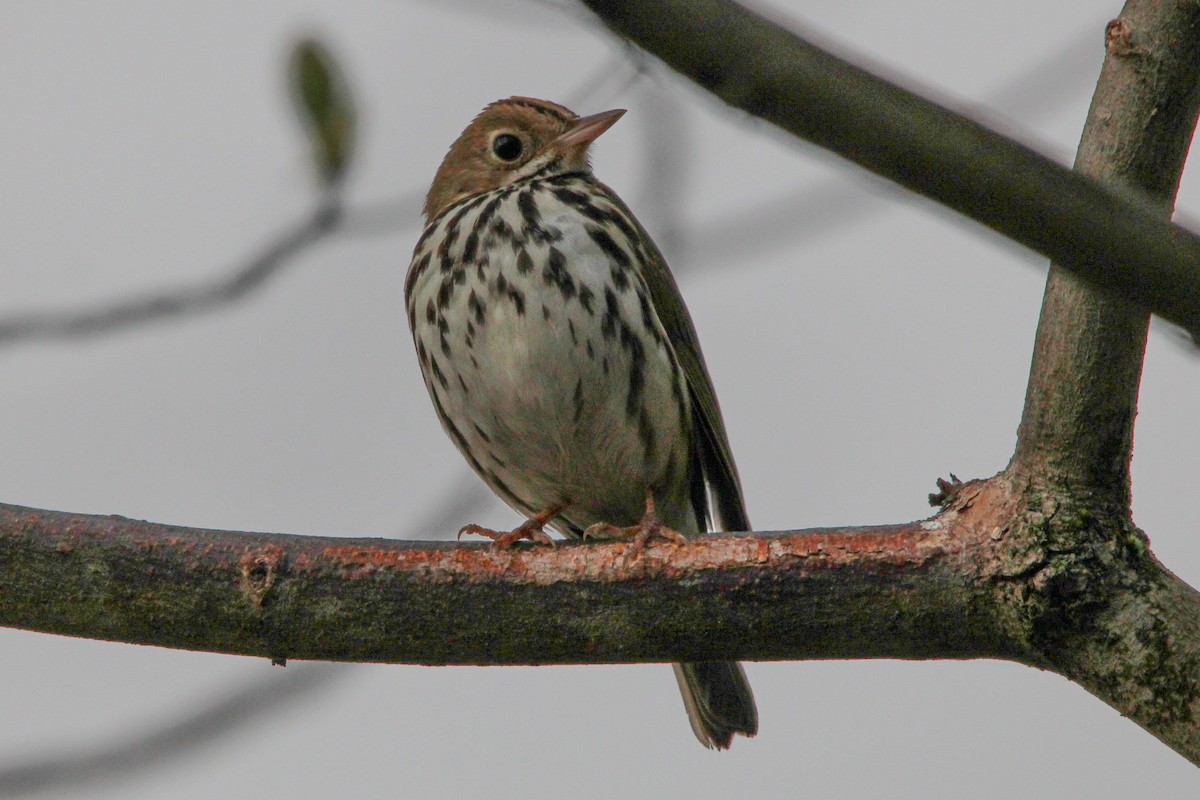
[405,96,757,749]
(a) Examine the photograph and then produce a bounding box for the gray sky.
[0,1,1198,797]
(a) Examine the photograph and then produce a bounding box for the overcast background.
[1,1,1198,797]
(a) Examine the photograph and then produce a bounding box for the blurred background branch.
[0,17,1195,358]
[0,664,345,798]
[579,0,1200,337]
[0,202,339,346]
[0,37,355,348]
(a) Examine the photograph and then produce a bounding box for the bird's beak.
[556,108,626,148]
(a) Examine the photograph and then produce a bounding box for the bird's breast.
[405,176,694,531]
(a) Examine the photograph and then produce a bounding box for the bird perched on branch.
[405,96,757,749]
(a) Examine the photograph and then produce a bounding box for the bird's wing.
[602,186,751,534]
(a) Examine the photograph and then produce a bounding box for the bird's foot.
[583,490,688,559]
[458,505,561,550]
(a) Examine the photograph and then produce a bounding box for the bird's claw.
[457,507,561,549]
[582,490,688,559]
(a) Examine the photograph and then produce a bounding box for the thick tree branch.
[0,499,1018,665]
[1014,2,1200,497]
[577,0,1200,338]
[2,480,1198,761]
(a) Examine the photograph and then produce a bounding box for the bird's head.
[423,96,625,221]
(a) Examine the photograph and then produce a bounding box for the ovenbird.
[405,96,757,749]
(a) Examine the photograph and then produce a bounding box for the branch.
[0,500,1018,665]
[0,664,344,796]
[0,472,488,796]
[680,28,1098,275]
[1013,1,1200,497]
[1001,3,1200,762]
[577,0,1200,338]
[0,47,646,350]
[2,481,1198,760]
[0,201,341,347]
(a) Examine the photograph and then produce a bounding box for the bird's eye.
[491,133,523,162]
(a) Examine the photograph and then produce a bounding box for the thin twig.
[0,665,343,797]
[0,201,341,347]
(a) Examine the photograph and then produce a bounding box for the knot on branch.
[1105,17,1140,58]
[993,483,1147,665]
[239,545,287,606]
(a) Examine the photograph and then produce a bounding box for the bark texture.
[1014,7,1200,494]
[0,500,1016,665]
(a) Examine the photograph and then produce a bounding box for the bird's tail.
[673,661,758,749]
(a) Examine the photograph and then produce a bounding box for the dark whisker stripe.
[543,172,590,186]
[525,158,564,182]
[554,177,642,247]
[549,184,642,254]
[550,186,592,207]
[603,208,639,245]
